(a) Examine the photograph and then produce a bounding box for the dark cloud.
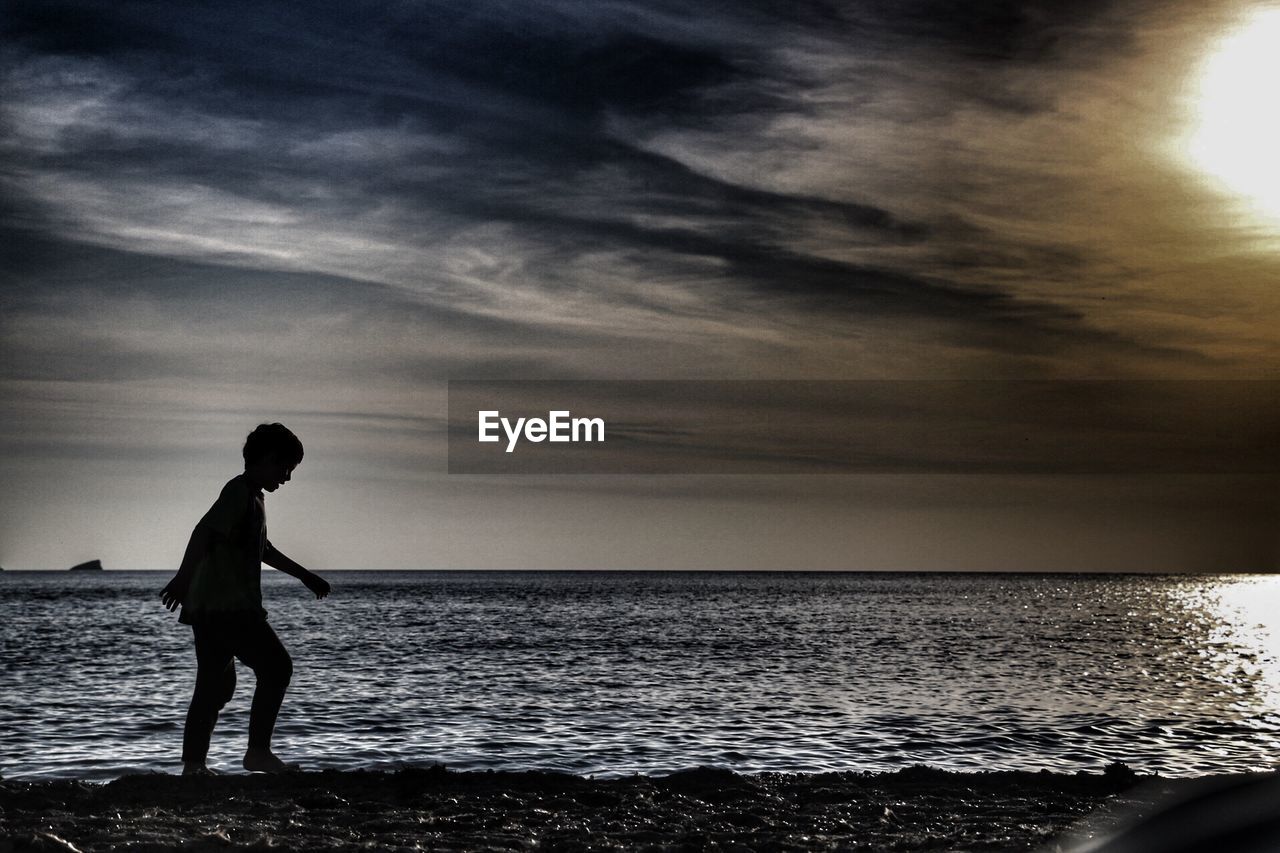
[837,0,1128,62]
[393,29,741,119]
[0,1,1225,404]
[3,1,762,121]
[2,1,174,56]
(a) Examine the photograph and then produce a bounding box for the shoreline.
[3,763,1266,852]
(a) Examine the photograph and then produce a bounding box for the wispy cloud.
[3,0,1193,365]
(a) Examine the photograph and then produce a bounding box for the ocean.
[1,570,1278,781]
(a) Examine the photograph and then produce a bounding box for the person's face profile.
[261,454,297,492]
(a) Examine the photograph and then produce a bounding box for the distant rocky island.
[68,559,104,572]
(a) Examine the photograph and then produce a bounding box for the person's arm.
[160,519,212,611]
[264,540,330,599]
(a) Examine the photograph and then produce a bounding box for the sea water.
[1,570,1278,781]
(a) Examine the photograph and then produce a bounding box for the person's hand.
[303,571,330,600]
[159,575,188,611]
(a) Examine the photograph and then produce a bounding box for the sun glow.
[1188,7,1280,220]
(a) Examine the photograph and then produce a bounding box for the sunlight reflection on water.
[1171,577,1280,717]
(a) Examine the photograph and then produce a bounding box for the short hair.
[243,423,304,466]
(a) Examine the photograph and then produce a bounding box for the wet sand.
[0,763,1247,852]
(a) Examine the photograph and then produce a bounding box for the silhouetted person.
[160,423,330,775]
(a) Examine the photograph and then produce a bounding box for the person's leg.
[229,620,297,771]
[181,624,236,772]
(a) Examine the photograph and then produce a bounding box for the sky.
[1,0,1278,571]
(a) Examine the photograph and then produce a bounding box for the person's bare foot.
[183,762,219,776]
[242,748,301,773]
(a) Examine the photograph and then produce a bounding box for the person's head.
[242,423,304,492]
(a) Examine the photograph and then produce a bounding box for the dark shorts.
[182,618,293,761]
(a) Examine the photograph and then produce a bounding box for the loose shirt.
[179,474,269,624]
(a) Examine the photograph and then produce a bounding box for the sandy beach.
[0,763,1245,852]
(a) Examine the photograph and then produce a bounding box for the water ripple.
[1,571,1279,780]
